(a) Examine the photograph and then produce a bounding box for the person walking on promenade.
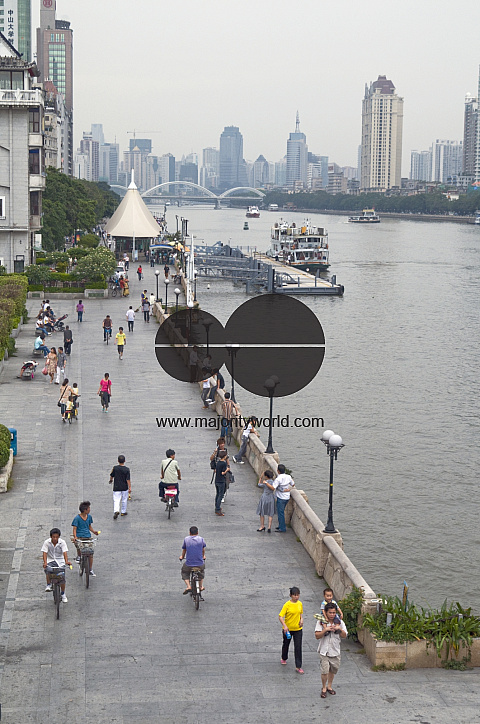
[115,327,126,360]
[142,297,150,323]
[318,588,344,623]
[63,326,73,355]
[272,464,295,533]
[137,265,143,281]
[256,470,276,533]
[315,602,348,697]
[119,276,126,295]
[109,455,131,519]
[220,391,239,439]
[58,378,73,421]
[214,450,229,516]
[123,253,129,271]
[55,347,67,385]
[97,373,112,412]
[164,263,170,279]
[126,306,135,332]
[42,528,71,603]
[123,278,130,297]
[201,369,213,409]
[46,347,57,384]
[233,417,260,464]
[279,586,304,673]
[159,449,181,505]
[76,300,84,322]
[179,526,206,595]
[149,292,155,307]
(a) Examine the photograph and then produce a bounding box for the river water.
[168,206,480,610]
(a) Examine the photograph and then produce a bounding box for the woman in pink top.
[97,373,112,412]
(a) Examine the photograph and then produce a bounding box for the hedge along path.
[0,274,28,360]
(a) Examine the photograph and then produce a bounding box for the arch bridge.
[142,182,266,207]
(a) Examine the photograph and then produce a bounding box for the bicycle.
[109,282,118,298]
[189,567,204,610]
[103,326,112,344]
[47,565,71,619]
[65,406,75,424]
[74,538,96,588]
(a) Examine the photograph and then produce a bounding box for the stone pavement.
[0,271,479,724]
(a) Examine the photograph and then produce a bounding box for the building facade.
[410,150,432,182]
[36,1,73,174]
[158,153,175,185]
[200,146,219,189]
[462,93,477,177]
[430,139,462,184]
[0,33,44,272]
[219,126,247,190]
[1,0,31,60]
[286,113,308,187]
[360,75,403,192]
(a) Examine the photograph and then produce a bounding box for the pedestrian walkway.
[0,269,478,723]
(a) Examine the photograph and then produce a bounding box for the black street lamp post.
[225,343,239,402]
[321,430,345,534]
[164,277,170,311]
[155,269,160,302]
[264,376,280,454]
[202,321,212,356]
[174,287,181,320]
[194,273,198,302]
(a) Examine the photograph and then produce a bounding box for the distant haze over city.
[32,0,480,170]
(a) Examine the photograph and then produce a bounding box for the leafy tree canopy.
[73,247,117,282]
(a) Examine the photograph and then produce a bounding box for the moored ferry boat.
[267,220,329,271]
[246,206,260,218]
[348,208,380,223]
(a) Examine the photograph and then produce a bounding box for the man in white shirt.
[41,528,71,603]
[315,602,348,697]
[126,306,135,332]
[272,464,295,533]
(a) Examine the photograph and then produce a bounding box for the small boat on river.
[267,220,329,272]
[246,206,260,218]
[348,208,380,223]
[243,221,249,230]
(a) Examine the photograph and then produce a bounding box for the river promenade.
[0,272,479,723]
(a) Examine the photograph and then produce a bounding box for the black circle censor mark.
[154,295,325,397]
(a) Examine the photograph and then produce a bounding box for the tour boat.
[268,204,279,211]
[246,206,260,218]
[348,209,380,223]
[267,221,329,272]
[243,221,249,230]
[474,210,480,225]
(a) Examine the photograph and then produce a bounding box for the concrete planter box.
[0,449,14,493]
[85,289,108,298]
[361,628,480,668]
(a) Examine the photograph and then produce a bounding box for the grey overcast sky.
[34,0,480,171]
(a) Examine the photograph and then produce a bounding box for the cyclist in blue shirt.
[71,501,99,577]
[179,526,206,594]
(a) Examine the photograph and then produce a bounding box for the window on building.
[14,256,25,274]
[29,149,40,175]
[30,191,40,217]
[0,70,24,90]
[29,107,41,133]
[0,196,5,219]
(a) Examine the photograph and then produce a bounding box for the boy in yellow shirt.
[279,586,304,673]
[115,326,127,360]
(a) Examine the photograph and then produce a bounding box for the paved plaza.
[0,271,479,723]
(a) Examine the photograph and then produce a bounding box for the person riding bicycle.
[42,528,71,603]
[103,314,113,341]
[179,526,206,595]
[71,501,99,577]
[159,449,181,505]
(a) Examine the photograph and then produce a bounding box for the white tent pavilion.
[105,171,160,259]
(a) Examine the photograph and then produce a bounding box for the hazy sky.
[34,0,480,172]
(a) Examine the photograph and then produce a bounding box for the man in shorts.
[315,601,348,697]
[179,526,206,594]
[115,327,126,359]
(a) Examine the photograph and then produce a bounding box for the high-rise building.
[91,123,105,148]
[74,132,99,182]
[410,150,432,181]
[360,75,403,192]
[129,138,151,154]
[0,34,44,270]
[1,0,31,60]
[275,157,287,187]
[219,126,247,190]
[430,139,463,183]
[158,153,175,185]
[463,93,477,177]
[286,113,308,187]
[200,146,219,188]
[44,79,67,171]
[99,142,119,185]
[253,155,269,188]
[36,1,73,174]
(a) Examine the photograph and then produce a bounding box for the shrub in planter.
[0,424,11,469]
[6,337,16,356]
[85,280,107,289]
[43,287,84,294]
[28,284,44,292]
[77,233,99,249]
[338,585,364,642]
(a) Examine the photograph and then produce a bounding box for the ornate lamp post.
[155,269,160,302]
[174,287,181,317]
[225,342,239,402]
[321,430,345,534]
[164,277,170,311]
[187,300,194,343]
[264,376,279,454]
[194,272,198,302]
[202,321,212,356]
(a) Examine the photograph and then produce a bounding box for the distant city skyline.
[30,0,480,174]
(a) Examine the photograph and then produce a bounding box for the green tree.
[73,247,117,282]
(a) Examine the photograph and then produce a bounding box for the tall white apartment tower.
[360,75,403,192]
[474,66,480,183]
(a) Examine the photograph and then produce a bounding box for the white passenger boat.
[267,220,329,272]
[246,206,260,218]
[348,208,380,223]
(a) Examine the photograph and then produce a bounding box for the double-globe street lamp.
[264,376,280,454]
[155,268,160,302]
[321,430,345,534]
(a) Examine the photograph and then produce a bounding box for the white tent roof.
[105,173,160,238]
